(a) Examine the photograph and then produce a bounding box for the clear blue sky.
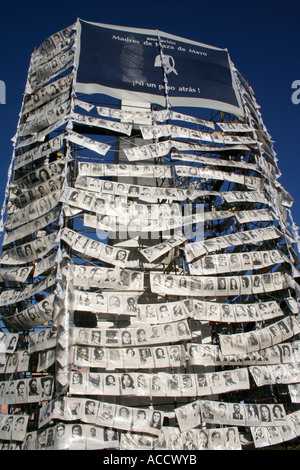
[0,0,299,236]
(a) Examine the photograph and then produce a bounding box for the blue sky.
[0,0,299,236]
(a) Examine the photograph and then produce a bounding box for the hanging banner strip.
[0,376,54,404]
[187,340,296,367]
[150,271,288,298]
[78,161,172,179]
[72,265,144,291]
[71,113,132,136]
[185,226,282,263]
[2,207,60,246]
[95,105,215,129]
[39,396,164,436]
[66,130,111,156]
[188,249,284,276]
[175,399,287,433]
[139,124,257,145]
[69,367,249,397]
[1,294,55,331]
[72,319,192,348]
[219,316,300,356]
[4,190,62,231]
[72,343,186,370]
[0,271,56,307]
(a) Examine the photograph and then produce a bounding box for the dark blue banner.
[75,20,243,116]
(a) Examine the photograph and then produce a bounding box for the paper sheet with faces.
[72,265,144,291]
[187,341,297,367]
[184,226,282,263]
[22,422,119,450]
[150,271,286,298]
[188,250,284,275]
[219,316,300,356]
[72,344,186,370]
[39,396,164,436]
[69,368,249,397]
[0,414,29,442]
[120,426,242,450]
[3,294,55,331]
[78,161,172,179]
[72,320,191,348]
[0,376,54,404]
[175,399,287,432]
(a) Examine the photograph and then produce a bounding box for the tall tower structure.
[0,19,300,450]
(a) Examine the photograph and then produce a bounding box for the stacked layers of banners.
[0,20,300,450]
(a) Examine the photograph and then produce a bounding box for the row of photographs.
[22,423,119,451]
[39,397,164,435]
[0,350,29,375]
[16,115,68,150]
[89,101,215,129]
[74,174,200,201]
[29,25,74,72]
[67,130,111,156]
[139,123,257,146]
[23,74,72,115]
[13,133,65,170]
[0,332,19,354]
[82,207,272,235]
[78,161,172,179]
[7,414,300,450]
[172,150,259,172]
[9,175,63,209]
[0,265,32,283]
[69,368,249,397]
[28,47,74,93]
[2,294,55,332]
[123,138,249,161]
[73,265,144,290]
[70,186,223,219]
[175,165,262,190]
[72,319,192,348]
[0,271,56,307]
[18,100,70,137]
[2,207,60,246]
[78,97,253,135]
[0,376,54,404]
[72,344,186,370]
[175,399,287,433]
[75,290,284,324]
[187,341,300,367]
[150,271,287,298]
[222,190,268,204]
[61,227,131,267]
[74,173,267,206]
[184,226,281,262]
[1,232,57,265]
[0,414,29,442]
[219,316,300,356]
[28,328,56,353]
[25,90,69,124]
[3,336,298,377]
[72,113,132,136]
[120,426,241,450]
[140,234,186,263]
[250,363,300,387]
[250,411,300,448]
[4,189,62,231]
[10,157,65,191]
[188,249,284,276]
